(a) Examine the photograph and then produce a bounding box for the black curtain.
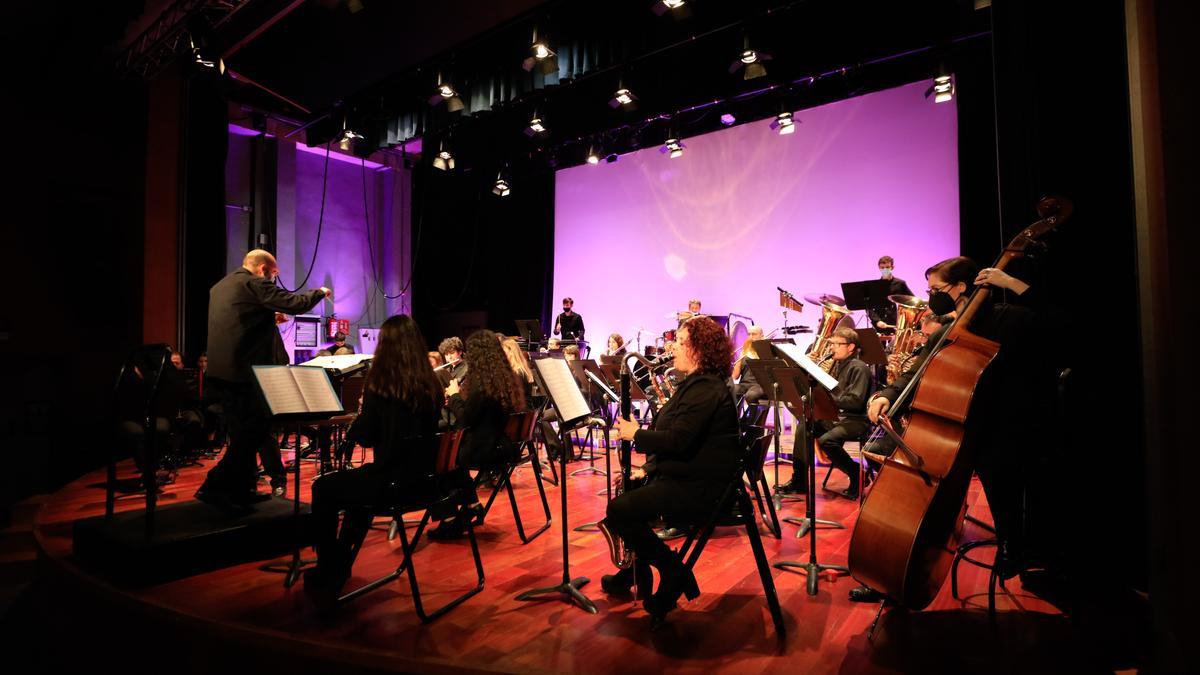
[410,164,555,345]
[180,70,230,361]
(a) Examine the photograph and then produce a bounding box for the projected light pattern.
[553,80,959,354]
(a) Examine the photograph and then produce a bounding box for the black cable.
[361,158,405,300]
[278,140,331,293]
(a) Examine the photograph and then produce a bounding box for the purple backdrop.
[553,80,959,353]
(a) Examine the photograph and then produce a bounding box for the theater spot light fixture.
[337,118,364,151]
[652,0,691,18]
[609,85,638,110]
[770,111,797,135]
[428,73,464,113]
[926,73,954,103]
[189,36,225,74]
[492,169,511,197]
[586,145,601,165]
[524,112,549,138]
[730,35,771,80]
[661,137,685,159]
[432,141,454,170]
[522,28,558,75]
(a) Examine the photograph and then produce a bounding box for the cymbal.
[888,294,927,308]
[804,293,846,307]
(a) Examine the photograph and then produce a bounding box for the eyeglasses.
[827,341,850,347]
[927,283,950,294]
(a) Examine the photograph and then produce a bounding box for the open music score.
[531,358,592,426]
[252,365,345,418]
[773,343,839,392]
[298,353,373,375]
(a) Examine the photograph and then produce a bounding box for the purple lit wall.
[553,80,959,353]
[225,130,411,358]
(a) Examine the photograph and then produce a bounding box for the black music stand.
[841,279,893,315]
[251,365,344,587]
[769,365,849,595]
[744,358,795,511]
[515,319,544,350]
[854,328,888,366]
[568,360,606,479]
[516,358,598,614]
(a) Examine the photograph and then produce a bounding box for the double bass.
[848,196,1072,609]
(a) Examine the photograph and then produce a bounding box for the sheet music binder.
[252,365,345,420]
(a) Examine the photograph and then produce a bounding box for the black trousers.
[817,418,872,487]
[115,418,173,474]
[202,381,271,495]
[605,476,723,568]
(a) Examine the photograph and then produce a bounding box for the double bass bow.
[848,196,1072,609]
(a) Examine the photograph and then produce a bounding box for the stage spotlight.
[609,87,638,110]
[661,137,685,159]
[605,153,619,163]
[586,146,601,165]
[189,36,225,75]
[428,74,465,113]
[492,170,511,197]
[522,29,558,75]
[524,114,549,139]
[432,142,454,171]
[729,36,771,80]
[337,124,364,151]
[925,74,954,103]
[770,111,796,135]
[651,0,691,18]
[720,112,737,126]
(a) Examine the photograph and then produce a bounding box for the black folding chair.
[478,410,553,543]
[339,430,485,623]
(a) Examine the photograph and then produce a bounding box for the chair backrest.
[741,426,772,482]
[503,410,538,444]
[431,429,466,475]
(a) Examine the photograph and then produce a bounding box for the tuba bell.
[807,296,851,368]
[885,294,929,383]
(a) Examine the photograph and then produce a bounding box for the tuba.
[885,294,929,384]
[807,296,851,368]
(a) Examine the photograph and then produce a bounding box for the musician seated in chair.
[851,256,1057,602]
[304,314,443,611]
[600,316,739,629]
[430,329,527,539]
[731,325,765,404]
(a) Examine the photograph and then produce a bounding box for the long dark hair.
[462,330,525,412]
[364,315,442,410]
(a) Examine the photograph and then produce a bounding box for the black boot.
[601,561,653,600]
[643,556,699,630]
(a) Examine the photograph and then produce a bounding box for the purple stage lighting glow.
[552,80,959,354]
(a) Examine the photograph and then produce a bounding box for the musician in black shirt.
[816,327,874,499]
[304,315,443,612]
[601,317,739,629]
[553,297,585,341]
[867,255,915,331]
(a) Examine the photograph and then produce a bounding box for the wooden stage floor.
[30,445,1112,674]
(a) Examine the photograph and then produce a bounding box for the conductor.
[196,249,331,508]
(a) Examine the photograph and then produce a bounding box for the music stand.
[769,365,850,595]
[514,319,544,350]
[744,358,794,509]
[251,365,344,587]
[841,279,893,325]
[516,358,598,614]
[568,360,606,479]
[854,328,888,366]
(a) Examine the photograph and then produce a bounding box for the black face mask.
[928,290,958,316]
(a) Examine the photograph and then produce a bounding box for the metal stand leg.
[774,421,848,595]
[515,427,596,613]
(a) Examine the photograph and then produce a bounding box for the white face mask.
[880,267,893,278]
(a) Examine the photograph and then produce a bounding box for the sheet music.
[774,343,840,391]
[254,367,309,415]
[298,353,374,373]
[533,358,592,424]
[253,366,344,416]
[291,367,344,413]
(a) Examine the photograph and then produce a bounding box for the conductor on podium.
[197,249,330,509]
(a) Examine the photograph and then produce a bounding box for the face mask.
[880,267,893,277]
[928,290,957,316]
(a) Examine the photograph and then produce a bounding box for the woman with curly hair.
[304,314,443,611]
[599,316,740,629]
[431,329,527,538]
